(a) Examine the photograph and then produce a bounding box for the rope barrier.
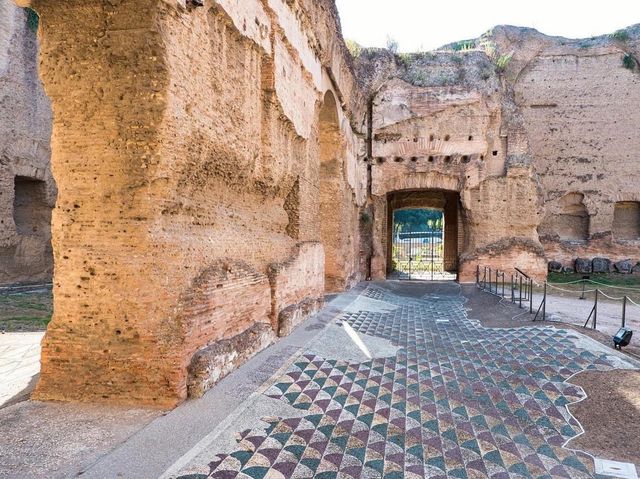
[596,290,626,301]
[549,279,640,292]
[545,283,597,294]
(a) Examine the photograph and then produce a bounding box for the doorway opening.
[386,190,460,281]
[391,208,452,280]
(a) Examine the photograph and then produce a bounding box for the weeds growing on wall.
[25,8,39,33]
[623,53,637,70]
[345,39,362,58]
[386,36,399,54]
[611,29,630,42]
[453,40,475,51]
[495,52,513,73]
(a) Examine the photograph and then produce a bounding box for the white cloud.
[336,0,640,52]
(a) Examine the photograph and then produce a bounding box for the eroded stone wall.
[357,25,640,282]
[358,48,545,281]
[0,1,54,285]
[9,0,640,407]
[506,27,640,268]
[25,0,365,407]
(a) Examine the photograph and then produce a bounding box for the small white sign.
[594,458,638,479]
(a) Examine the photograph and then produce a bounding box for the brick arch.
[371,169,462,197]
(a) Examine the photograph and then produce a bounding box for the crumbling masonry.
[3,0,640,406]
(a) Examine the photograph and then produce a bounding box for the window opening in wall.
[13,176,49,236]
[613,201,640,240]
[391,208,446,281]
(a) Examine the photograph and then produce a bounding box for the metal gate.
[391,228,449,280]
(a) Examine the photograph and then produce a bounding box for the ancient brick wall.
[25,0,365,407]
[9,0,640,407]
[508,29,640,269]
[0,1,54,285]
[361,50,545,281]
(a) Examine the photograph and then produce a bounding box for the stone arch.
[613,201,640,240]
[539,192,589,241]
[319,90,348,292]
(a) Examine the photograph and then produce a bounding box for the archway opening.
[386,190,460,281]
[319,91,345,292]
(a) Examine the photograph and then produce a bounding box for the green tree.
[394,208,443,232]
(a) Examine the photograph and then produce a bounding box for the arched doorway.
[386,190,461,280]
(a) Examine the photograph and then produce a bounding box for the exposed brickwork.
[26,0,364,406]
[0,1,54,285]
[4,1,640,406]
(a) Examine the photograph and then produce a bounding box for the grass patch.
[345,39,362,58]
[0,289,52,332]
[548,272,640,287]
[453,40,475,52]
[495,52,513,73]
[0,316,51,332]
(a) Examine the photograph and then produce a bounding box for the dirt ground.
[463,284,640,469]
[569,370,640,467]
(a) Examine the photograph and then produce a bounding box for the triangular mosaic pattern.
[178,286,621,479]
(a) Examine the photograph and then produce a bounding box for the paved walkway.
[0,331,43,408]
[169,283,635,479]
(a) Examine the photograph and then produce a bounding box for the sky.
[335,0,640,52]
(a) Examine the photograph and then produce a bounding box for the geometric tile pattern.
[179,286,618,479]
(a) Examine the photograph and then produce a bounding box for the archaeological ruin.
[2,0,640,406]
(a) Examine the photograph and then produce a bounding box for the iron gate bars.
[393,226,444,280]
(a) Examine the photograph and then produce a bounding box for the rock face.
[5,2,640,406]
[0,1,54,285]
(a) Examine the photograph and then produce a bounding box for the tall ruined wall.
[356,25,640,281]
[0,1,54,284]
[25,0,366,407]
[499,26,640,268]
[356,48,545,281]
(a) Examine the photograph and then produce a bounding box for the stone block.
[614,259,634,274]
[575,258,592,274]
[187,323,276,398]
[592,257,611,273]
[548,261,562,273]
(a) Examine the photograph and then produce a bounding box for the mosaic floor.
[177,284,623,479]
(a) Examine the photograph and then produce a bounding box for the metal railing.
[477,268,639,337]
[476,265,534,313]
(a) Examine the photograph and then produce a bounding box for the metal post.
[529,279,533,314]
[623,296,627,328]
[593,289,598,329]
[519,276,523,308]
[476,265,480,286]
[502,273,505,298]
[511,275,515,303]
[542,282,546,321]
[495,270,499,295]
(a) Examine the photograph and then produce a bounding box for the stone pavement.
[170,282,637,479]
[0,331,43,408]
